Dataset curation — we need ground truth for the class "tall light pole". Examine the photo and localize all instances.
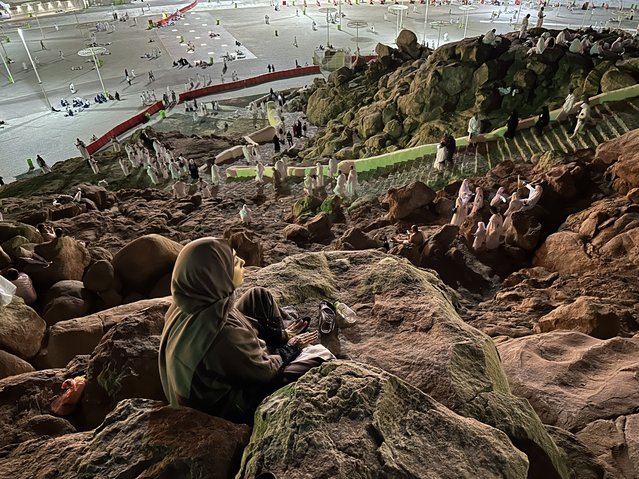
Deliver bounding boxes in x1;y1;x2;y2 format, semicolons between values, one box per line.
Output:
0;50;13;83
422;0;430;45
17;28;51;110
78;46;107;94
32;11;46;39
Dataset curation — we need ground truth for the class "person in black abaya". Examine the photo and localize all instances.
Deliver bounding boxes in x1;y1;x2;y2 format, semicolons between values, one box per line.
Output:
504;110;519;140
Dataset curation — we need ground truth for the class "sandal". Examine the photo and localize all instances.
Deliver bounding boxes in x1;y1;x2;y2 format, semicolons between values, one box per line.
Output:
319;300;336;335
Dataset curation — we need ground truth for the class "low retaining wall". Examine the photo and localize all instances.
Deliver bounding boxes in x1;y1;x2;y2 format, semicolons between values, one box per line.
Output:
226;83;639;180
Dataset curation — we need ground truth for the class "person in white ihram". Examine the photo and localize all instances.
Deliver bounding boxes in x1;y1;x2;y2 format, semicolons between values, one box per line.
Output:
239;204;251;224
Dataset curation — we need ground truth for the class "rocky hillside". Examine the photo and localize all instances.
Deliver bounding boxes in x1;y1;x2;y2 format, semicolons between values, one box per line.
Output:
1;32;639;477
300;28;639;161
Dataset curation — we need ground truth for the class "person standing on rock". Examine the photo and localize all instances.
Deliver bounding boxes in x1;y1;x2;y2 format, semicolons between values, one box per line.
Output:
503;192;524;231
504;110;519;140
347;165;358;198
434;138;448;171
197;178;212;198
334;170;347;199
119;157;130;177
519;14;530;39
158;238;331;424
470;187;484;215
75;138;90;164
89;157;100;175
472;222;487;251
255;160;265;184
239;204;252;224
273;134;281;153
536;6;545;28
534;106;550;136
111;136;122;154
468;113;481;143
328;157;338;178
210;164;221;186
188;159;199;182
172;179;187;199
146;164;159;185
485;209;504;249
559;87;576;121
450;196;468;227
275;158;286;179
444;134;456;164
316;162;325;189
571;99;591;138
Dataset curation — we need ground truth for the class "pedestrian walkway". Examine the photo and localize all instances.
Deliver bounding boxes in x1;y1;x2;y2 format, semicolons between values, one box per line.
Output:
351;98;639;198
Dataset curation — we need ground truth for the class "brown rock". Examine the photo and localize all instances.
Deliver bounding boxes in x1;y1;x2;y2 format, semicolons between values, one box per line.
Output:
0;296;46;360
0;398;250;479
38;298;170;369
42;280;96;326
80;315;165;428
305;212;333;242
504;211;542;251
498;331;639;432
383;181;436;221
534;296;621;339
628;187;639;204
226;229;263;267
533;231;594;274
336;227;381;250
83;260;117;293
27;236;91;290
112;234;183;294
576;414;639;479
283;224;310;245
0;349;35;379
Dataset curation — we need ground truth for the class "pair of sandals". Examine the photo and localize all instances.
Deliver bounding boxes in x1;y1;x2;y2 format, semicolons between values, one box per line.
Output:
282;301;337;336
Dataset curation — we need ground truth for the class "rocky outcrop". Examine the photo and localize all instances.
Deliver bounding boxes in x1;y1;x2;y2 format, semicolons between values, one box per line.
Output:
112;234;183;295
238;361;529;479
246;250;569;478
383;181;436;222
37;298;170;369
534;296;622;339
0;350;34;380
0;398;251;479
81;314;166;428
0;297;46;360
498;331;639;432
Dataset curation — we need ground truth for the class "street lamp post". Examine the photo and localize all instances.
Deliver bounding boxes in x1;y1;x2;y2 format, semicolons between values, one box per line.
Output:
318;7;337;47
0;50;13;83
32;11;46;39
459;4;478;38
78;46;107;94
422;0;430;45
347;20;368;52
17;28;51;110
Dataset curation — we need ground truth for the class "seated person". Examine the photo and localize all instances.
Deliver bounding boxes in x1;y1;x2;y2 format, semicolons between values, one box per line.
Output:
408;225;424;246
159;238;333;424
36;223;56;241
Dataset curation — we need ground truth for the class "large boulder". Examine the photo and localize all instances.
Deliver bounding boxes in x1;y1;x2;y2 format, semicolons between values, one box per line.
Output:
383;181;436;222
395;28;422;59
594;128;639;169
225;229;263;267
0;222;42;244
504;211;542;251
534;296;621;339
498;331;639;432
576;413;639;479
0;355;88;449
238;361;529;479
533;231;595;274
38;298;170;369
336;227;381;250
246;251;569;478
609;132;639;194
0;296;46;360
27;236;91;290
80;315;166;428
42;280;96;326
82;260;119;293
305;212;333;242
0;398;251;479
112;234;183;295
0;349;34;380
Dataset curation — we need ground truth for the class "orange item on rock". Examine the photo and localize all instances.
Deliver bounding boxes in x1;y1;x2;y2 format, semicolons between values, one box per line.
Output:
51;376;87;416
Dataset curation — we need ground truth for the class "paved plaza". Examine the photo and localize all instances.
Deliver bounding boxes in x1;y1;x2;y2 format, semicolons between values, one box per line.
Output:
0;0;635;180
